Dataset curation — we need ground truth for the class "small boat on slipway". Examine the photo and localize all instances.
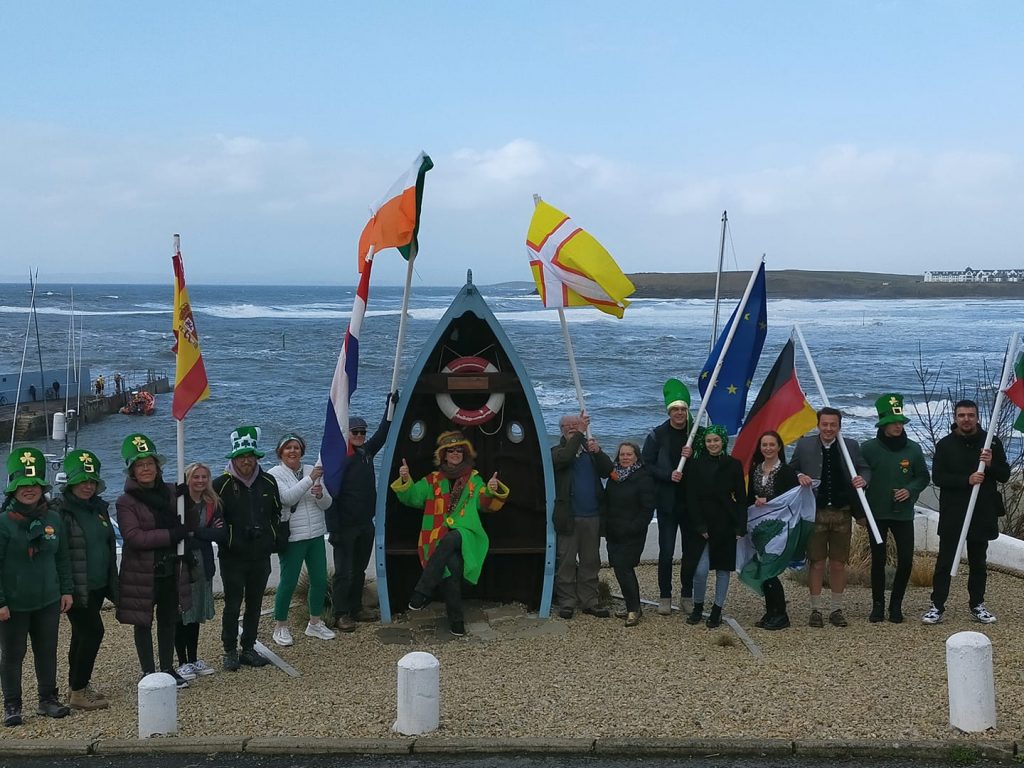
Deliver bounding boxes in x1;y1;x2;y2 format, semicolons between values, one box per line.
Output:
375;272;555;622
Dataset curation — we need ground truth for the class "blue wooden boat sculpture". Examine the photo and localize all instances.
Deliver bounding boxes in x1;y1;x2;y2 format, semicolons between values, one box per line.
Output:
374;272;554;623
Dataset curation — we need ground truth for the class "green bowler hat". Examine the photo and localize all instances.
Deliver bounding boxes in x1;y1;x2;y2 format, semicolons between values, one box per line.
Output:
64;449;105;493
227;426;265;459
121;433;161;467
6;447;50;494
663;378;691;411
875;393;911;428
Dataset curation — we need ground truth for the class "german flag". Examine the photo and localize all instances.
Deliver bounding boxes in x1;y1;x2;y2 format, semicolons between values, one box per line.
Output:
731;339;817;472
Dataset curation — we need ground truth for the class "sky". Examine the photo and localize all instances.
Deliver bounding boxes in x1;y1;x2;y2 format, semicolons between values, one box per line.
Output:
1;2;1022;286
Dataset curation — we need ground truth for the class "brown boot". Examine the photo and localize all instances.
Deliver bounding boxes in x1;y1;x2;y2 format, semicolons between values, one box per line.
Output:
336;614;357;633
69;688;108;711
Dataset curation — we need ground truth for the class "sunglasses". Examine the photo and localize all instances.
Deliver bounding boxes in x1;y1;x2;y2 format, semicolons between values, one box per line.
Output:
350;429;367;436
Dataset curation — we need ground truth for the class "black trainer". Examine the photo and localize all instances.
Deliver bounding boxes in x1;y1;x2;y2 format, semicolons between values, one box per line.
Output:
705;605;723;629
685;602;704;625
162;668;189;688
239;648;269;667
408;591;429;611
4;702;23;727
223;650;241;672
37;698;70;718
449;621;466;637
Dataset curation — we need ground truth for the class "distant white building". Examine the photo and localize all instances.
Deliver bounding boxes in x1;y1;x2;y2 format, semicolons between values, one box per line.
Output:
923;267;1022;283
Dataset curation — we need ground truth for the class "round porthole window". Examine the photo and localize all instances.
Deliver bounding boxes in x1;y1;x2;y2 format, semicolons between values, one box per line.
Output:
507;421;525;443
410;420;426;442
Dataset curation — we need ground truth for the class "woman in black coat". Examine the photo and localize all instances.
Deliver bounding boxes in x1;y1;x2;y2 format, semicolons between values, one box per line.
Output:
685;425;746;628
746;431;800;630
604;442;655;627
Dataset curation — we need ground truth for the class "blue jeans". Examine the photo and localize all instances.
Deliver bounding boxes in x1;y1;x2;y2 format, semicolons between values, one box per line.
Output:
692;541;731;608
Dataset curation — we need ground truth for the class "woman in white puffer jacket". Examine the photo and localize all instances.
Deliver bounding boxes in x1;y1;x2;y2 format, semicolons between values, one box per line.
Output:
267;434;336;645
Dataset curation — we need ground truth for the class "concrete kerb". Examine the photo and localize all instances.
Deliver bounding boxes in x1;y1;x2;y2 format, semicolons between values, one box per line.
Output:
594;737;792;756
5;736;1020;759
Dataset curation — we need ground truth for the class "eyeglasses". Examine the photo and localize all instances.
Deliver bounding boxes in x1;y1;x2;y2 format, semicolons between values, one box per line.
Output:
350;429;367;436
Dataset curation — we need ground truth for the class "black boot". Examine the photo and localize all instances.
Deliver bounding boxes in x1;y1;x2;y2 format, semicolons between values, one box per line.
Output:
705;604;723;628
869;601;885;623
888;600;904;624
685;602;704;625
764;612;790;630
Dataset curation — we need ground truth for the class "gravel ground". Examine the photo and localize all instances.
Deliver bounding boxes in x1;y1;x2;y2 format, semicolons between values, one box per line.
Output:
2;555;1022;743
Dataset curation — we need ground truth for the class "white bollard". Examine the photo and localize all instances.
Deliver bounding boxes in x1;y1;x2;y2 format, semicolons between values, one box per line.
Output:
946;631;996;732
393;651;440;735
138;672;178;738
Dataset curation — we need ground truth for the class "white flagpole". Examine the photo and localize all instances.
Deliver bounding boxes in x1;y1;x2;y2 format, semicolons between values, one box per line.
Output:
676;256;764;473
793;324;882;545
534;194;592;436
173;234;186;557
950;331;1020;577
385;245;408;423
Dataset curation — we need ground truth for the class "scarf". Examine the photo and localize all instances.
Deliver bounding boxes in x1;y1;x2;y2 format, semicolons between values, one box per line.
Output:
127;480;177;529
4;498;48;558
610;463;642;483
225;461;260;488
876;428;908;451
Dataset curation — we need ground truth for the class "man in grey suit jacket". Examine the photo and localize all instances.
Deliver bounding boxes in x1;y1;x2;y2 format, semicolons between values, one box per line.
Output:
790;407;870;628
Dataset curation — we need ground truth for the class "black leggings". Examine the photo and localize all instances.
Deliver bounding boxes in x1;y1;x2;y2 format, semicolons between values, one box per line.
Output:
0;602;60;705
869;519;915;606
175;621;200;665
67;589;107;690
133;573;178;674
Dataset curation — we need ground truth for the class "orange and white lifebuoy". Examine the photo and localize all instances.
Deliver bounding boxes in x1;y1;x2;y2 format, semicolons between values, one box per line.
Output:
435;356;505;426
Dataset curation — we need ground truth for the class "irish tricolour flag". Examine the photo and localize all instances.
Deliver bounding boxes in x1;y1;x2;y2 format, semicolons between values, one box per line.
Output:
357;151;433;273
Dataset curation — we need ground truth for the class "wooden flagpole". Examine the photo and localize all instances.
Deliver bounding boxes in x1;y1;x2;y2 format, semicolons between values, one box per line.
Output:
950;331;1020;577
793;324;882;545
676;256;764;474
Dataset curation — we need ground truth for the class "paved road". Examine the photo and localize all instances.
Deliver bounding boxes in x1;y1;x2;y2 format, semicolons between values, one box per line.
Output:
3;755;965;768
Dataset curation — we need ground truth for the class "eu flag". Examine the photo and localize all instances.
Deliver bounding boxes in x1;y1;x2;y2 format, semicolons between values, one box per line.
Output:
697;262;768;434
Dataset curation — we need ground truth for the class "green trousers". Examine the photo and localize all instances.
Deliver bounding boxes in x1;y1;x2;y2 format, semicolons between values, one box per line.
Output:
274;537;328;622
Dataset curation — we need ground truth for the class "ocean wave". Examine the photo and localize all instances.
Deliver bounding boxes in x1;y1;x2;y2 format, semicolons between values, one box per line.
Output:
0;306;168;317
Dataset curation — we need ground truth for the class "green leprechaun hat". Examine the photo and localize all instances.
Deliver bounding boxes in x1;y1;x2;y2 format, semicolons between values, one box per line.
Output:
663;378;691;411
6;446;50;494
121;433;162;469
227;426;265;459
875;393;910;428
64;449;105;493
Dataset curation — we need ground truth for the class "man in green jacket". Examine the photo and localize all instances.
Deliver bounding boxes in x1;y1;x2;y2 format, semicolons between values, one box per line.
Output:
860;393;930;624
0;447;73;726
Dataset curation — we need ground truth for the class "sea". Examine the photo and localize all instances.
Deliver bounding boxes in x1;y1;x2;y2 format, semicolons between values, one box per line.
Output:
2;280;1022;481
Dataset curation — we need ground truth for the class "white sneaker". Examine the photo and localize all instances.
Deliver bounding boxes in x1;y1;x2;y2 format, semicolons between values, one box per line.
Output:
176;663;198;681
305;620;336;640
272;625;294;647
192;659;216;676
970;603;997;624
921;603;944;624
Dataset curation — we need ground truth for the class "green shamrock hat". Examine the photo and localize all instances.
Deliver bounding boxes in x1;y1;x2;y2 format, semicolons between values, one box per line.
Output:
663;378;691;411
875;393;911;428
5;447;50;494
227;426;265;459
63;449;105;493
121;433;162;468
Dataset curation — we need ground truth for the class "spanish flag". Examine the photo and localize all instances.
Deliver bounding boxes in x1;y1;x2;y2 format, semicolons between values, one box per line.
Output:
731;339;817;472
358;152;433;273
171;239;210;421
526;200;635;318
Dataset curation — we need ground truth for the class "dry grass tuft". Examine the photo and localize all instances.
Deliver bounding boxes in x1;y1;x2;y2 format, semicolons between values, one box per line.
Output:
714;633;737;647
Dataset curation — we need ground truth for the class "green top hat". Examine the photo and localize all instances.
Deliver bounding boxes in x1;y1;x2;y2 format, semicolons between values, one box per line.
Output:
228;426;265;459
875;393;910;428
5;447;50;494
663;378;691;411
63;449;105;493
121;433;162;468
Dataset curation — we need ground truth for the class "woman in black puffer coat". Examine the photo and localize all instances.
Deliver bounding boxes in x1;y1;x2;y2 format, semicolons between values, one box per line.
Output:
604;441;655;627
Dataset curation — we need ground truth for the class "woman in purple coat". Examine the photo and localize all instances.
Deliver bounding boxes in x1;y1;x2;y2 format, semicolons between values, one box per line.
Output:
115;434;191;686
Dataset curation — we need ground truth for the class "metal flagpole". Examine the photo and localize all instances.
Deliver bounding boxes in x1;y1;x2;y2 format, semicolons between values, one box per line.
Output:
676;255;763;474
950;331;1020;577
10;273;38;452
385;244;407;423
173;234;186;557
710;210;727;353
793;324;882;545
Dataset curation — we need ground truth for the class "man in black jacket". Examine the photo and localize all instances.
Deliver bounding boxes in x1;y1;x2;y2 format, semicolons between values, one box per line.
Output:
212;426;282;671
327;399;392;632
923;400;1011;625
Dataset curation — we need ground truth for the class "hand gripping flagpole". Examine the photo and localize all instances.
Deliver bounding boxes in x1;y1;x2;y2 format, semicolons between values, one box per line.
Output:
950;331;1020;577
534;194;592;437
676;256;764;474
793;324;882;545
173;234;186;557
386;244;408;423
